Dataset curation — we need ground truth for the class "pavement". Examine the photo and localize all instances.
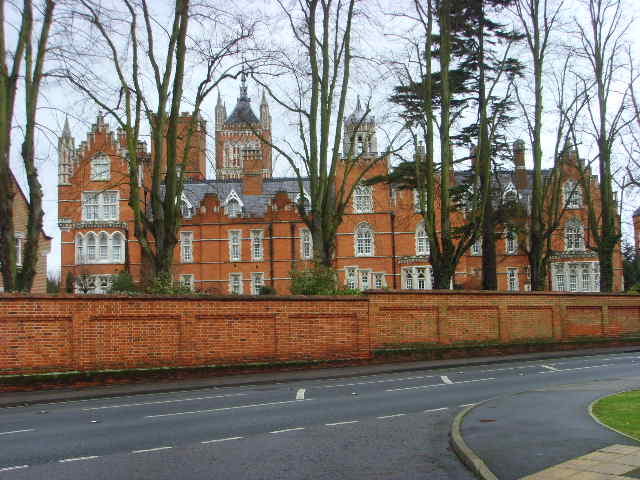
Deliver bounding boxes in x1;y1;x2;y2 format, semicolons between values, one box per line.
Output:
452;374;640;479
2;345;640;408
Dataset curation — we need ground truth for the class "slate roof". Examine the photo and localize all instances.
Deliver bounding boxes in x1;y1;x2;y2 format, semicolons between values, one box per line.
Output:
634;206;640;217
182;177;311;217
226;97;259;125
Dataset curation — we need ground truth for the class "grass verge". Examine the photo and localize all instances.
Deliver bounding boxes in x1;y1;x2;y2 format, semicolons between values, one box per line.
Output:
592;390;640;441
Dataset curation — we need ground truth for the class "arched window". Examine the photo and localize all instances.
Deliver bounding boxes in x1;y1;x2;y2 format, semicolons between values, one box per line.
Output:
416;224;429;256
91;154;110;181
112;233;123;263
565;218;584;251
563;180;582;209
76;234;84;264
98;232;109;259
355;223;374;257
86;233;96;261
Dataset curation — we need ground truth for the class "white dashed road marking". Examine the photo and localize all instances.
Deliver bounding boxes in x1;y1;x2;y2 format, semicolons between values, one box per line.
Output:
0;465;29;472
377;413;406;419
541;365;559;371
296;389;306;400
325;420;359;426
201;436;244;444
145;399;311;418
440;375;454;384
83;393;247;410
0;429;34;436
269;427;305;434
424;407;449;413
131;447;173;454
386;377;496;392
58;456;100;463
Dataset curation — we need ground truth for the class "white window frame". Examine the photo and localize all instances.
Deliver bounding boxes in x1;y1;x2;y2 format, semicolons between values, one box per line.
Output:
471;238;482;256
414;189;427;213
563;180;582;209
75;231;124;265
551;261;600;292
180;231;194;263
565;219;585;252
374;272;385;289
251;272;264;295
355;223;374;257
353;184;373;213
229;273;243;295
346;267;357;289
416;224;429;256
181;274;195;291
82;191;119;221
224;190;244;218
229;230;242;261
507;267;519;291
301;228;312;259
250;230;264;261
111;232;123;263
402;266;433;290
91;153;110;181
15;233;24;267
86;233;96;261
76;234;84;264
505;230;517;255
98;232;109;260
359;269;371;290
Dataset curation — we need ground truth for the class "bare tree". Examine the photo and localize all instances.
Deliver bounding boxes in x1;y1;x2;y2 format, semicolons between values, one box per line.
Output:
57;0;252;281
575;0;631;291
0;0;55;291
512;0;565;290
251;0;401;267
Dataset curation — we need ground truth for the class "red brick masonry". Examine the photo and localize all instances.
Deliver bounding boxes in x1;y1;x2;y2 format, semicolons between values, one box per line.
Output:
1;291;638;375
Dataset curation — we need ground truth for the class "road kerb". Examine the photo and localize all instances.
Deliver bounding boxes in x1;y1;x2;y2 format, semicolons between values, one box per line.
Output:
450;401;499;480
588;389;640;444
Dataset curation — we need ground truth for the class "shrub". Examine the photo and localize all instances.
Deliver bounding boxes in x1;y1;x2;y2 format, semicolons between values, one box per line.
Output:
145;272;193;295
289;265;361;296
65;271;75;294
259;285;277;295
109;271;139;294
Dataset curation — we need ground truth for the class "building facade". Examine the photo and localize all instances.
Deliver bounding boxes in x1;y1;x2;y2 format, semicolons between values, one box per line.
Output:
0;173;51;293
57;78;624;294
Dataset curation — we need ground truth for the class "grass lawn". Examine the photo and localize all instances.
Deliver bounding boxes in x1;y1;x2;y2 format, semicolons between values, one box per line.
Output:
592;390;640;441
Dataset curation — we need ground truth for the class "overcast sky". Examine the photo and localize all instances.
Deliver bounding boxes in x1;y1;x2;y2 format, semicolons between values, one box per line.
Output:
5;0;639;277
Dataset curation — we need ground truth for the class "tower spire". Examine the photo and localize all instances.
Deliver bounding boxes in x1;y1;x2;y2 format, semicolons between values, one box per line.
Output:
239;67;248;99
62;115;71;137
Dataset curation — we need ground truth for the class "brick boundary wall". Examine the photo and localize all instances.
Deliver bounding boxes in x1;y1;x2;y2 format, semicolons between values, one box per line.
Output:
0;291;638;375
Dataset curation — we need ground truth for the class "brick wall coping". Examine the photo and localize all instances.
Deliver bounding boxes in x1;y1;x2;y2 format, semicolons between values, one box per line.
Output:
0;290;637;300
0;293;367;302
364;289;639;298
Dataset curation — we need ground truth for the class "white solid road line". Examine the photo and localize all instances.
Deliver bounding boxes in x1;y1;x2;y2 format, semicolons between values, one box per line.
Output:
0;465;29;472
296;388;306;400
459;403;478;408
201;436;244;444
541;365;559;371
131;446;173;454
58;456;100;463
83;393;247;410
440;375;454;384
325;420;360;426
269;427;305;434
386;377;496;392
377;413;406;419
145;399;311;418
540;363;614;373
0;428;35;436
424;407;449;413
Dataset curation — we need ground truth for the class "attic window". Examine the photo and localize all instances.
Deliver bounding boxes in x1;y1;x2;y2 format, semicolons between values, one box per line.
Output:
181;200;194;218
91;154;110;181
227;199;241;217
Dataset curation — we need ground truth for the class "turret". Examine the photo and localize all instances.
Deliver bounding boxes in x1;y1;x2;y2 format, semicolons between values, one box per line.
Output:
513;139;528;190
260;90;271;130
215;91;227;131
58;116;75;185
343;95;377;157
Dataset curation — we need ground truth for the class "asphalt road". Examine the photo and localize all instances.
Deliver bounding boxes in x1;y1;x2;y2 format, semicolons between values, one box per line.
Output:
1;351;639;479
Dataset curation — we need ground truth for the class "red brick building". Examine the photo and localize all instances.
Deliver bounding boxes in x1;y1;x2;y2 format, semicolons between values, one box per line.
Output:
57;78;623;294
0;173;51;293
